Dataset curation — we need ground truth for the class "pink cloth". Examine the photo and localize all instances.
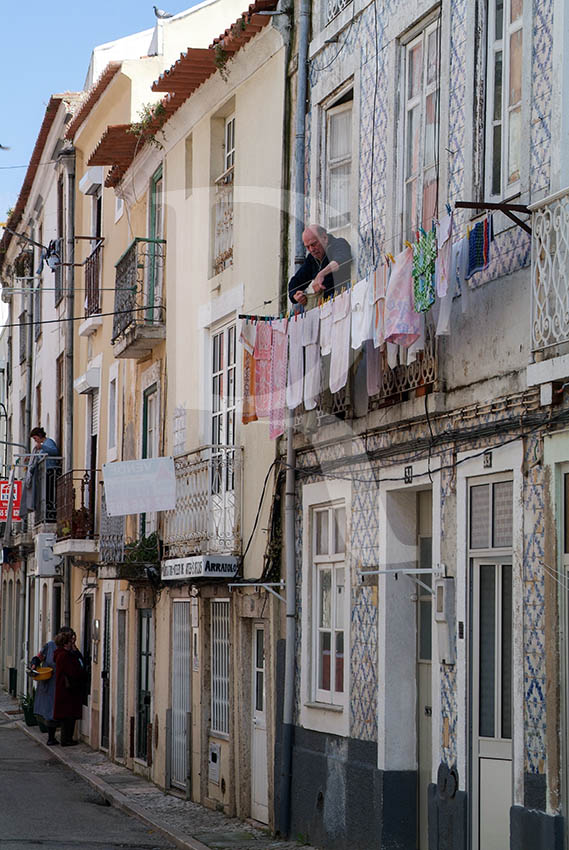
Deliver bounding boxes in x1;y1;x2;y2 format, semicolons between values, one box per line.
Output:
254;321;272;419
269;319;288;440
384;247;421;348
240;321;257;425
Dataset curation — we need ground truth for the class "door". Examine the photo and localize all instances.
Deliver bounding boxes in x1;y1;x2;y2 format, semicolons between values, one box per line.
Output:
141;384;158;536
171;601;191;789
100;594;111;750
148;166;163;320
116;609;127;760
472;559;512;849
81;596;93;735
417;489;432;850
211;324;237;543
137;608;153;760
251;623;268;823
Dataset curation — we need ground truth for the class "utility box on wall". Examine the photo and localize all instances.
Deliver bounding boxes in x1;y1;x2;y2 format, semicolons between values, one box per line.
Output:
434;576;456;665
35;533;62;577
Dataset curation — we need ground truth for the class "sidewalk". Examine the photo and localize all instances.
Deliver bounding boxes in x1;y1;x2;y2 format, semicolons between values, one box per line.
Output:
0;690;317;850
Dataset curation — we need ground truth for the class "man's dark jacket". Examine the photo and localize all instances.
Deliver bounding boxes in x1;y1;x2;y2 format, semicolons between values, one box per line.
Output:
288;234;352;304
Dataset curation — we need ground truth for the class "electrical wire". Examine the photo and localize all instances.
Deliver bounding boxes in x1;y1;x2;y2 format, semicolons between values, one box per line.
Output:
1;304;165;330
241;458;280;563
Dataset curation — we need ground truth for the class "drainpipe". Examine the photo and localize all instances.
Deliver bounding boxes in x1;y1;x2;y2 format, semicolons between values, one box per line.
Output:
61;150;75;626
279;0;310;836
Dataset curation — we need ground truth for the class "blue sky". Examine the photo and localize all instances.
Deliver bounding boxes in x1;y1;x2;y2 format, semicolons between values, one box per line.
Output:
0;2;193;219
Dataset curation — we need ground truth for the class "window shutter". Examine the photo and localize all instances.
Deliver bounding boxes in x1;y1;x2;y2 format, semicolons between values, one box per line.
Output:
90;389;99;437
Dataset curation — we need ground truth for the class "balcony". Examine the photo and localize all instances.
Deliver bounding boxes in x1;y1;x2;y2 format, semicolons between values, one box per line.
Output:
213;166;234;276
111;238;166;359
325;0;352;24
163;444;243;558
53;469;98;558
529;188;569;386
85;240;103;317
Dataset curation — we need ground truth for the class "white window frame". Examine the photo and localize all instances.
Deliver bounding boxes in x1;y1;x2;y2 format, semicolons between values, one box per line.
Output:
300;480;351;737
107;361;119;462
485;0;524;200
211;321;237;450
325;97;353;237
398;15;441;243
210;598;230;736
224;115;235;172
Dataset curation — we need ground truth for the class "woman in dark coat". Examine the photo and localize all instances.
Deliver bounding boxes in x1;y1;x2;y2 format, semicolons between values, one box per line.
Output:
53;631;84;746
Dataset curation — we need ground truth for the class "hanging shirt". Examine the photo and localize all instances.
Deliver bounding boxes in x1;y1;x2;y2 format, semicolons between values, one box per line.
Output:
240;321;258;424
465;214;493;279
412;229;437;313
329;290;351;394
286;315;304;411
269;319;288;440
254;321;272;419
303;308;320;411
436;213;454;297
384;247;421;347
320;299;333;355
351;277;373;349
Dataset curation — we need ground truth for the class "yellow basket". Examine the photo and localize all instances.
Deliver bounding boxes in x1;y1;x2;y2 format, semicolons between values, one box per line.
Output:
33;666;53;681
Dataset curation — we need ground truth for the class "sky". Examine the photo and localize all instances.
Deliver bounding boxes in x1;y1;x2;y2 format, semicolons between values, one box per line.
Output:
0;1;197;220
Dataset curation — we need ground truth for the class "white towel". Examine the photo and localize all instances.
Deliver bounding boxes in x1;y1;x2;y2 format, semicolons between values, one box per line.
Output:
329;291;352;394
320;299;333;355
351;277;373;349
286;315;304;410
303;308;320;410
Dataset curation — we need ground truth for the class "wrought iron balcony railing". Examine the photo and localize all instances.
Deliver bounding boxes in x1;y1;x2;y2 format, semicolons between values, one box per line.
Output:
163;444;243;558
56;469;96;540
325;0;352;24
213;166;234;276
84;240;103;317
112;238;166;343
531;188;569;358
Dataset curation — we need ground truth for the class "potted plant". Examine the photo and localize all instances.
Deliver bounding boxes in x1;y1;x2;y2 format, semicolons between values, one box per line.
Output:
19;692;38;727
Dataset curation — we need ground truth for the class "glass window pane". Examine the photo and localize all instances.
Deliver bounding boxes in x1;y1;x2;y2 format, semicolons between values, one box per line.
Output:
493;481;513;547
495;0;504;40
424;92;437;165
492;124;502;195
335;631;344;693
316;511;329;555
509;29;522;106
329;109;352;160
406;105;421;178
335;567;345;629
470;485;490;549
408;42;423;99
564;473;569;554
256;628;264;668
422;168;438;230
479;564;496;738
510;0;522;23
329;163;351;230
255;671;264;711
319;631;331;690
334;507;346;553
319;569;332;628
426;28;438;86
501;564;512;739
419;599;432;661
508;106;521;184
405;178;419;239
493;51;503;122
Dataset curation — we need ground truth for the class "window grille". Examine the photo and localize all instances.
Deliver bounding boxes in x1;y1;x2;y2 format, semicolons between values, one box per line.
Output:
211;599;230;734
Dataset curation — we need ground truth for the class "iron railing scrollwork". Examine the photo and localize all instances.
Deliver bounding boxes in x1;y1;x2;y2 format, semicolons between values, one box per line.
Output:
112;238;166;342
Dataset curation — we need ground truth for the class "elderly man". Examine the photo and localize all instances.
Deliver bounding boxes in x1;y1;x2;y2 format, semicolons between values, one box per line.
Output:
288;224;352;307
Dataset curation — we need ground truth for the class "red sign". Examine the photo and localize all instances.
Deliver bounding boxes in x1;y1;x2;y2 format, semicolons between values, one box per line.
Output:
0;480;22;522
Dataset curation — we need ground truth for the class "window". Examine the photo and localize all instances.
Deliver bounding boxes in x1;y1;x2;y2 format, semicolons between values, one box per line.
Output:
213;117;235;275
34;223;43;341
312;503;347;704
35;382;41;428
224;116;235;172
486;0;523;198
185;134;193;198
400;18;441;242
148;166;164;318
141;383;158;536
18;310;27;364
211;599;230;735
55;176;64;306
107;368;117;456
211;324;237;449
325;93;353;237
56;354;64;459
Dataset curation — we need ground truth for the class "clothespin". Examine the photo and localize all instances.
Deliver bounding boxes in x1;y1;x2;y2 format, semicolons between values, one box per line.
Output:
404;241;413;250
445;202;452;216
388;252;396;264
420;226;427;237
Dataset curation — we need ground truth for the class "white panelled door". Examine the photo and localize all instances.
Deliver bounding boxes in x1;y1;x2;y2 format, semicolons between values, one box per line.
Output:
251;623;268;823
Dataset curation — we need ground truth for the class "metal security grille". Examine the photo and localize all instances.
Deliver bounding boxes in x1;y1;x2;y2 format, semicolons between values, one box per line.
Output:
171;601;191;788
211;600;230;735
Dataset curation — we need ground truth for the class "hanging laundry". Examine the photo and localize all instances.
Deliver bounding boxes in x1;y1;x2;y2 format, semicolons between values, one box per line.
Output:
269;318;288;440
320;298;333;355
453;236;471;314
436;213;453;297
365;338;382;397
384;246;421;347
254;321;272;419
372;264;388;349
303;307;320;410
466;214;493;279
412;228;437;312
286;314;304;411
407;314;425;365
386;342;398;369
329;290;351;394
351;277;373;349
240;321;258;424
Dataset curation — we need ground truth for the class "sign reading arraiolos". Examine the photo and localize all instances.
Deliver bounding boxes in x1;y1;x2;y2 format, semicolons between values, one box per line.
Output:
161;555;239;581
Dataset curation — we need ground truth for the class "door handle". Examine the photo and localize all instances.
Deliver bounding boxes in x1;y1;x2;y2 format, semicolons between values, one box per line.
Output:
424;706;432;717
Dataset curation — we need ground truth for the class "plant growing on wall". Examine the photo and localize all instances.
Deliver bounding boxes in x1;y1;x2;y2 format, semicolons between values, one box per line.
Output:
128;101;167;150
214;44;230;81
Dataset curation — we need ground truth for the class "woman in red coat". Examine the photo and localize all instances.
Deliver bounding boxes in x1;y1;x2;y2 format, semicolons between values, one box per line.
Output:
53;631;84;746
